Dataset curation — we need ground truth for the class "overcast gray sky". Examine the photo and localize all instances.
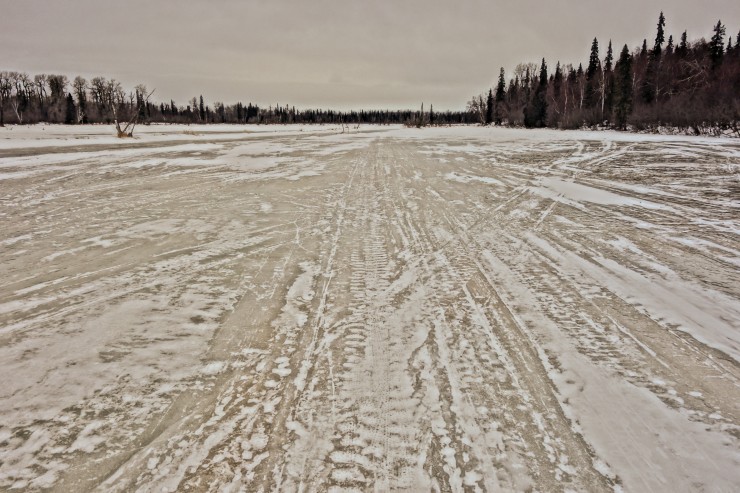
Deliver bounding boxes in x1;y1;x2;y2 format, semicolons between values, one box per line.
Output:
2;1;738;110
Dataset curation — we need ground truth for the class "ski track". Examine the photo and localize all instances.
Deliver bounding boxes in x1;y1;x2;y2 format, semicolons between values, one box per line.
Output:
0;125;738;492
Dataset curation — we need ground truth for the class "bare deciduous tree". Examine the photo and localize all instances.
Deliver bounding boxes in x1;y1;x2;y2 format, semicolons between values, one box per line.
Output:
0;72;11;126
73;76;87;123
11;72;32;124
112;85;154;138
466;94;486;124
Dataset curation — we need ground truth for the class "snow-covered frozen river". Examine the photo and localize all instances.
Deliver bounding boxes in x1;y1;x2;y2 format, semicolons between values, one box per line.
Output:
1;124;738;491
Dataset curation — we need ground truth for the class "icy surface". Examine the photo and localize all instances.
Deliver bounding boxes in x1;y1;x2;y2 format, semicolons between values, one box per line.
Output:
0;124;738;491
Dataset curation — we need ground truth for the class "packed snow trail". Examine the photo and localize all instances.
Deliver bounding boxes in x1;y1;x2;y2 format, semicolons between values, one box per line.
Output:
0;125;738;492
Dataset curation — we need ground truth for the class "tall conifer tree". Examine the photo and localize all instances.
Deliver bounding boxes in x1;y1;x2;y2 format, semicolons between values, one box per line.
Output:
614;45;633;129
604;41;615;120
709;20;726;69
485;89;494;125
653;12;666;57
677;31;688;58
525;59;548;127
605;41;614;73
642;12;666;104
64;93;76;124
494;68;506;125
587;38;601;80
585;38;601;109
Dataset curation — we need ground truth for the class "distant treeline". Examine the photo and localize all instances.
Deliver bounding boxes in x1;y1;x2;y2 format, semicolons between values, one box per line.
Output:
0;73;475;127
470;13;739;135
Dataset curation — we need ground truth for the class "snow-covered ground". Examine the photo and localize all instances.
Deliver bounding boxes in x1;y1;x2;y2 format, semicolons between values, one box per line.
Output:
0;124;738;491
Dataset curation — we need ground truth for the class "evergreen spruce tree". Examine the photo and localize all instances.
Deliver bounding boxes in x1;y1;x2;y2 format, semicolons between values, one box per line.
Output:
653;11;666;57
585;38;601;108
613;45;633;129
553;62;563;94
709;20;726;69
64;93;76;124
677;31;688;58
199;95;205;121
137;90;146;121
536;58;548;126
495;67;506;125
604;41;615;120
552;62;563;126
495;68;506;101
485;89;494;125
604;41;614;72
587;38;601;80
508;76;520;113
641;12;666;104
524;59;548;128
539;58;548;86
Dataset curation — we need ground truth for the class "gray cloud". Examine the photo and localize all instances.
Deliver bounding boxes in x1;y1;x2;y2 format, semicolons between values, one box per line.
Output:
1;0;738;110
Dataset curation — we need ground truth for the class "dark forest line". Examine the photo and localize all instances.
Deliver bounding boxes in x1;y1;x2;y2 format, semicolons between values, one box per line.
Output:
0;12;738;135
470;13;739;136
0;73;475;128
